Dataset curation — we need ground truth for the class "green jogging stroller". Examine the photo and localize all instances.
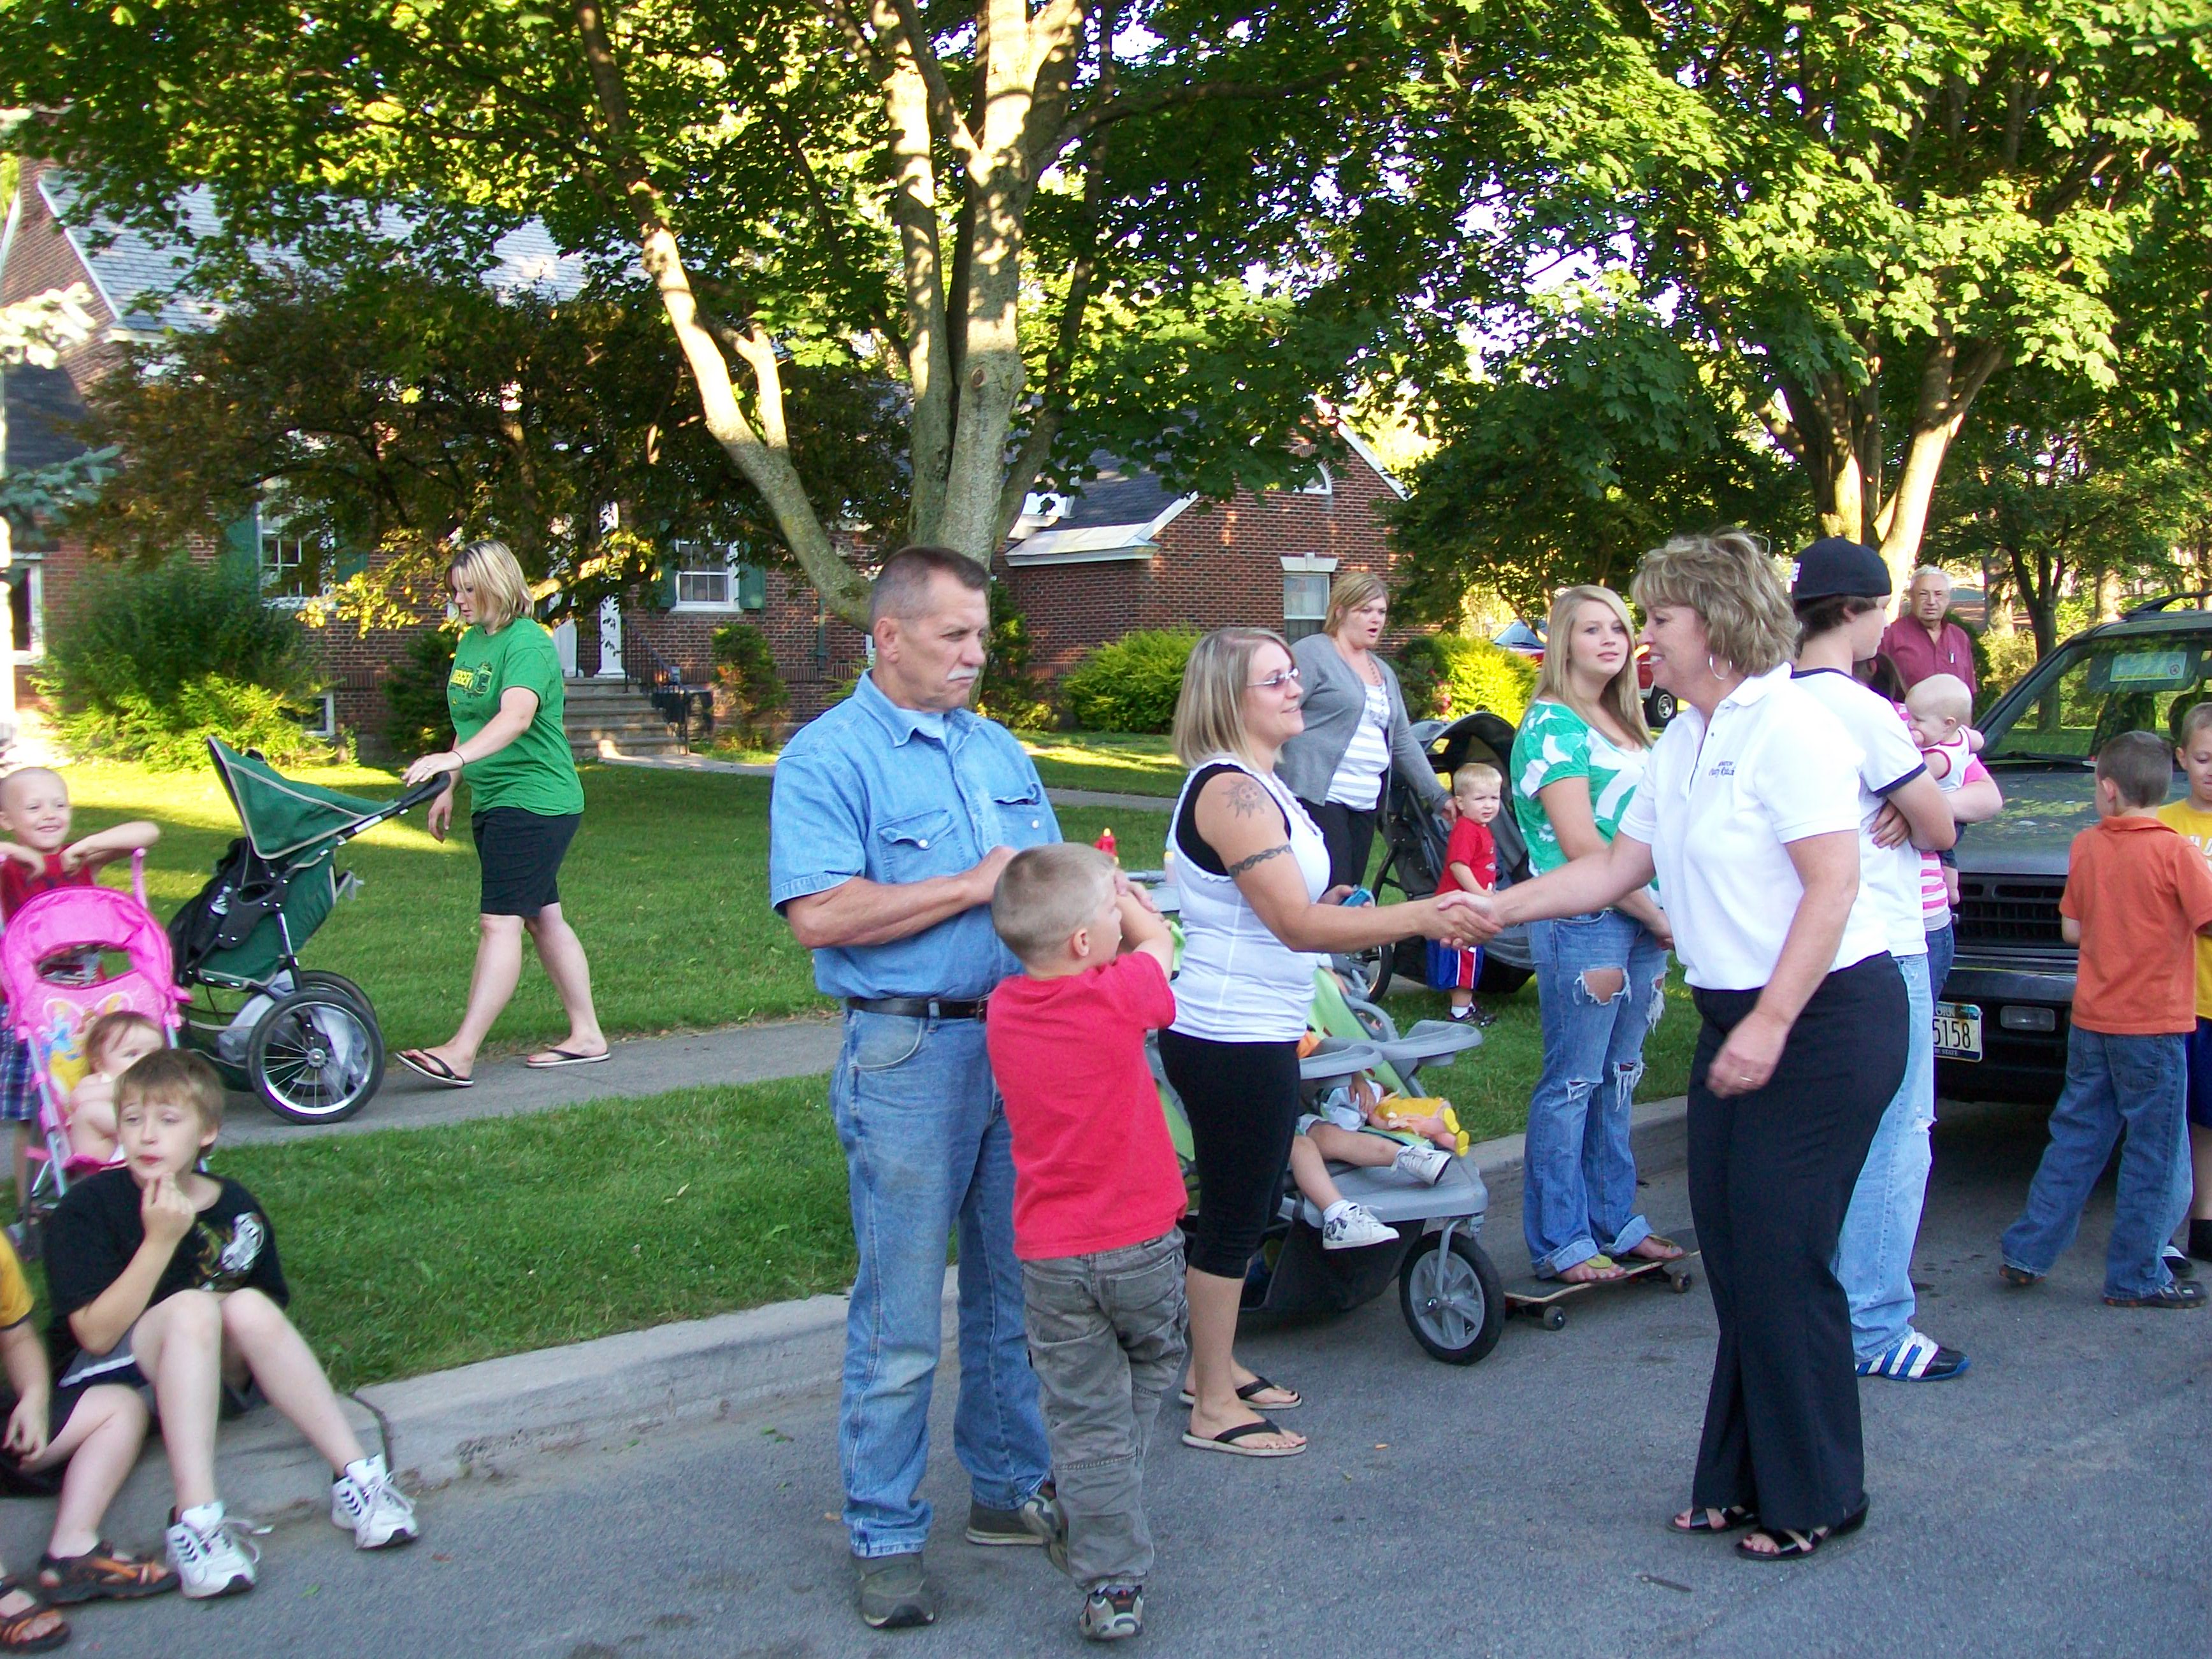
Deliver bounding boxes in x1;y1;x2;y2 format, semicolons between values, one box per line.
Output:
168;738;445;1123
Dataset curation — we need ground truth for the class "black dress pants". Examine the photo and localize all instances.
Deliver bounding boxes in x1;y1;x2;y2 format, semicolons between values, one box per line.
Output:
1686;953;1906;1533
1298;797;1377;893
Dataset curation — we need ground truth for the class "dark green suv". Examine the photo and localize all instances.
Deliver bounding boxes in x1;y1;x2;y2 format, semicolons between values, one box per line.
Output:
1940;596;2212;1102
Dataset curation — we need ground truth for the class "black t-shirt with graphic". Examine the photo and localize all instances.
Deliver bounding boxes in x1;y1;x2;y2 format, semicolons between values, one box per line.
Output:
44;1168;289;1378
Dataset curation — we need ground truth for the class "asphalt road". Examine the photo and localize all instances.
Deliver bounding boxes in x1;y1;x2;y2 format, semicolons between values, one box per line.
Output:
27;1095;2209;1658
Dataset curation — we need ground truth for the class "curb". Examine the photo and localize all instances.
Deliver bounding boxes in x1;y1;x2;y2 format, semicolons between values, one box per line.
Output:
99;1096;1690;1538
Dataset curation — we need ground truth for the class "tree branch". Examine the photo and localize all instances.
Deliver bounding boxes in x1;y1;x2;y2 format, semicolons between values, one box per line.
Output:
1054;66;1352;155
888;0;981;168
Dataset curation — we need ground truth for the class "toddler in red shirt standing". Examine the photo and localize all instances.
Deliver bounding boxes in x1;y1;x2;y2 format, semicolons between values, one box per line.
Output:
1428;762;1502;1024
986;844;1186;1643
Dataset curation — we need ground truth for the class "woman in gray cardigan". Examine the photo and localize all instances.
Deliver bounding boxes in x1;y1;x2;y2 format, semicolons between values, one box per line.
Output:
1276;571;1454;889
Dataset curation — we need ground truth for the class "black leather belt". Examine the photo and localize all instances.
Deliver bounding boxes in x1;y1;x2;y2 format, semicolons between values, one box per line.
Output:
845;996;988;1021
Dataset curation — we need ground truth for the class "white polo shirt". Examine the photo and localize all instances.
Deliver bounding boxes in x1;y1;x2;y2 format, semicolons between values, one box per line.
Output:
1617;665;1888;991
1791;667;1930;959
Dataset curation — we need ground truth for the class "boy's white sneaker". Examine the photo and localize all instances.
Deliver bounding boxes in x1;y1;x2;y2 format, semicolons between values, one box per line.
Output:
166;1502;259;1599
1320;1201;1396;1249
1393;1142;1452;1185
332;1454;420;1549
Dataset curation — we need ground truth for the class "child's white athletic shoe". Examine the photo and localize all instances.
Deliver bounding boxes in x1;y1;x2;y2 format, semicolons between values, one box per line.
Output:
1320;1200;1395;1249
1393;1142;1452;1186
332;1454;420;1549
166;1502;259;1599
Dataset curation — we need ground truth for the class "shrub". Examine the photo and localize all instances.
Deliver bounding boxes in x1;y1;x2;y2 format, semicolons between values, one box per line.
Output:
710;622;789;741
1967;621;2038;716
1060;628;1201;734
1395;633;1539;724
382;628;459;759
39;554;331;769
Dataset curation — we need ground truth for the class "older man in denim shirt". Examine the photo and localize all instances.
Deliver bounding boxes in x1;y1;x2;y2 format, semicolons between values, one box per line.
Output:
770;547;1059;1630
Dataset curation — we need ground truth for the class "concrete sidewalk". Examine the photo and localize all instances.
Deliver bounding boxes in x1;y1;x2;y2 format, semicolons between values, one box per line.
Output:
108;1095;1690;1536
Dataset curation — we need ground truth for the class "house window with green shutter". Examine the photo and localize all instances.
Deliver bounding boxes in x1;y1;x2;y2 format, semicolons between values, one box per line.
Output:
255;503;335;605
670;542;766;612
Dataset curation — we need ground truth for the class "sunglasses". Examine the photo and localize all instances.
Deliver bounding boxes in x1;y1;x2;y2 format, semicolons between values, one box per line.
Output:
1250;667;1302;691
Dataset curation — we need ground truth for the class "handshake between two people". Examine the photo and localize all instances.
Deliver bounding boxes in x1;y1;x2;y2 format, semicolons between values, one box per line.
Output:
1418;888;1500;947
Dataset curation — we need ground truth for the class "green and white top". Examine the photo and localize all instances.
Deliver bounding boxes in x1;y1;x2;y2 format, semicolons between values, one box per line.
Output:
1510;698;1650;875
447;619;585;817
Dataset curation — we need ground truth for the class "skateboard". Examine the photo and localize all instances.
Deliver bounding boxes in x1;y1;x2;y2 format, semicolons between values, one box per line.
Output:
1501;1228;1699;1331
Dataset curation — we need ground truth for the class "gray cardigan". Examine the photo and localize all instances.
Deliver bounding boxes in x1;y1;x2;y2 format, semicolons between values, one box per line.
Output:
1275;631;1448;813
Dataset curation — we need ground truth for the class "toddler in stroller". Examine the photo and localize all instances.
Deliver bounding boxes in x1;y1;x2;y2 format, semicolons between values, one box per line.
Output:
1290;1085;1454;1249
61;1011;164;1167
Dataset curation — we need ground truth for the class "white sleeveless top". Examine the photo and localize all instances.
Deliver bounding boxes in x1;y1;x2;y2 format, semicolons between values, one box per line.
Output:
1168;757;1333;1042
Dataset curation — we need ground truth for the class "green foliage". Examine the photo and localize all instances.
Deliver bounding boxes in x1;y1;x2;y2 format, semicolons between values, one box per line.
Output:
39;554;328;769
1395;635;1538;726
381;629;459;759
1972;628;2041;715
1393;286;1806;623
974;582;1054;731
710;623;789;742
1061;629;1202;735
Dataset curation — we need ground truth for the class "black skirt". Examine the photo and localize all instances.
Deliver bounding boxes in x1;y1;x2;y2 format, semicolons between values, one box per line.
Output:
471;807;581;917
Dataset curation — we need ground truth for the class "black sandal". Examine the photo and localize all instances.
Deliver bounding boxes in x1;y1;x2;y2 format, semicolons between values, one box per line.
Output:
0;1578;68;1653
1735;1504;1867;1562
1175;1374;1300;1410
1670;1504;1756;1535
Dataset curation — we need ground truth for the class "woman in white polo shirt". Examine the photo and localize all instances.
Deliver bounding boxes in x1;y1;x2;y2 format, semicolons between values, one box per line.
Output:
1485;531;1907;1563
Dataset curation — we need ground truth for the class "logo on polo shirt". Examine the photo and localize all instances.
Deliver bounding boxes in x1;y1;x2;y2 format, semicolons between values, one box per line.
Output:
1709;761;1735;777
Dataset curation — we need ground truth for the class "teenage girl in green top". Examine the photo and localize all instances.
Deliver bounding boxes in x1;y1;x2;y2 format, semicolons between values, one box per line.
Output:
398;540;608;1086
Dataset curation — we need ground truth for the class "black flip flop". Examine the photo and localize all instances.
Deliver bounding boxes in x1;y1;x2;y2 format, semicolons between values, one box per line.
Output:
1176;1375;1300;1410
524;1047;611;1070
1180;1416;1306;1458
398;1050;475;1089
1670;1504;1756;1535
1735;1504;1867;1562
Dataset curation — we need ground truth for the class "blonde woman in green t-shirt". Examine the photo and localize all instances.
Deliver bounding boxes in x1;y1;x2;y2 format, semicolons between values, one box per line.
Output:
1507;585;1679;1283
398;540;606;1087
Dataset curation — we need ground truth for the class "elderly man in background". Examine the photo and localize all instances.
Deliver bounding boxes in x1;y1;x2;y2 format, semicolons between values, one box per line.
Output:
770;545;1059;1632
1881;566;1979;696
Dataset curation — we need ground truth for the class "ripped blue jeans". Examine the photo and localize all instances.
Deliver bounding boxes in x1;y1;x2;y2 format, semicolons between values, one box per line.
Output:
1524;908;1669;1277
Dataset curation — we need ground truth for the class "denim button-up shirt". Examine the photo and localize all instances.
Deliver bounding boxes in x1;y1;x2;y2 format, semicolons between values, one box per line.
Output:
768;672;1060;1000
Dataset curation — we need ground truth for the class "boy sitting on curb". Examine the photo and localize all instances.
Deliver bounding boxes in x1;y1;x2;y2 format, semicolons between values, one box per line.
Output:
986;844;1185;1642
2000;732;2212;1308
43;1051;419;1600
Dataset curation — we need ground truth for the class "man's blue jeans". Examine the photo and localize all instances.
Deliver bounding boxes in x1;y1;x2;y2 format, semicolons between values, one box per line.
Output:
1524;909;1667;1277
1834;950;1934;1359
828;1010;1051;1558
2002;1026;2192;1300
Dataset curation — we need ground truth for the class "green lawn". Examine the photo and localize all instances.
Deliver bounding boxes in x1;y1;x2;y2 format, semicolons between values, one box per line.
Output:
1016;731;1182;796
61;759;1165;1054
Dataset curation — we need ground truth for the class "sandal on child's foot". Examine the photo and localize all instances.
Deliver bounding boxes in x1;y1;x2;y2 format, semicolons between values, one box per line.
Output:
1669;1505;1756;1535
37;1542;176;1602
1734;1504;1867;1562
0;1579;67;1653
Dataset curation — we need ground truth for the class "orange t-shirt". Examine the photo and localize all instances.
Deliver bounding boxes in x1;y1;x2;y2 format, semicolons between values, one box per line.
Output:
2060;815;2212;1035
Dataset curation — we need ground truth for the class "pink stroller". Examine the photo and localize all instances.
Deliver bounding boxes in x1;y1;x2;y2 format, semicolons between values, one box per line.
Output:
2;854;185;1240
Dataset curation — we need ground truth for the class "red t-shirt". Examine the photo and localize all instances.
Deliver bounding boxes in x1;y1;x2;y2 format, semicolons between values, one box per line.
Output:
1435;818;1496;896
2061;816;2212;1035
0;853;92;923
986;951;1185;1261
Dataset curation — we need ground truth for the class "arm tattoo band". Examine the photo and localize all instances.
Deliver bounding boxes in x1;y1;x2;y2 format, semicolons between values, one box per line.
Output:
1225;844;1292;877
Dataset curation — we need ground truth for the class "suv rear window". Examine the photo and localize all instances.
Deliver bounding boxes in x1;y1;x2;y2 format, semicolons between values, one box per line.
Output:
1986;636;2212;761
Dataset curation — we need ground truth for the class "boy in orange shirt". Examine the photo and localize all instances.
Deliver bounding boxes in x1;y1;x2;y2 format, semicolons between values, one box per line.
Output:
2001;731;2212;1307
2155;700;2212;1265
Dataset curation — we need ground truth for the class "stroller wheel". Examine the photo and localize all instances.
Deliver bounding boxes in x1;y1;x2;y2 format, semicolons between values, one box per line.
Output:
1336;944;1391;1002
1399;1231;1505;1364
248;986;385;1124
294;970;375;1014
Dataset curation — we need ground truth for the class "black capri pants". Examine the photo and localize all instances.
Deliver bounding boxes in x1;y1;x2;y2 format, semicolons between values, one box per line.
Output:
471;807;581;919
1297;798;1378;893
1158;1030;1304;1279
1686;952;1906;1535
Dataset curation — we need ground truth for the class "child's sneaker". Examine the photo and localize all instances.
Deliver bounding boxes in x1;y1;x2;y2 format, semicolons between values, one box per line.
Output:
1079;1584;1144;1641
1320;1200;1395;1249
165;1502;259;1598
1393;1142;1452;1185
331;1454;419;1549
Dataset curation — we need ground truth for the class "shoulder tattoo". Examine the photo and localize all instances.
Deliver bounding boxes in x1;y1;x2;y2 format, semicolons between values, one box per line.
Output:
1219;775;1273;818
1226;844;1291;877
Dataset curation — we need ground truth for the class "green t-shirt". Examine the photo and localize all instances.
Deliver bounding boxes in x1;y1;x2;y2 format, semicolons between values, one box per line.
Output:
447;621;585;817
1510;698;1651;875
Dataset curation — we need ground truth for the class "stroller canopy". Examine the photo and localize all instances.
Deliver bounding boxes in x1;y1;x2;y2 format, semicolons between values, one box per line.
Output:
209;738;401;861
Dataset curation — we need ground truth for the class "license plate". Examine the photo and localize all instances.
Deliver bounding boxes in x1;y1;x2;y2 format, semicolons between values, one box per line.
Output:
1934;1002;1982;1061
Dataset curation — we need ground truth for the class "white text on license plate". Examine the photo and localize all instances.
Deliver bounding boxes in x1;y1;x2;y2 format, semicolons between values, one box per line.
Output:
1934;1002;1982;1061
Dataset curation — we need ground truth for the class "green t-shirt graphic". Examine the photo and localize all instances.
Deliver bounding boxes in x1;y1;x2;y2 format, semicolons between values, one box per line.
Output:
447;621;585;816
1510;698;1650;875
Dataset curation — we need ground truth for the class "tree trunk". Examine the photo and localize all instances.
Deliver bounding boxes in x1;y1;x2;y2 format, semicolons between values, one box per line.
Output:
1876;337;2005;593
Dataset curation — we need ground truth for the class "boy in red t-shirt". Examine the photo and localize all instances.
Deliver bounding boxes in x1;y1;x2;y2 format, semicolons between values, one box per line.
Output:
0;768;159;1220
1428;762;1502;1025
2000;733;2212;1307
985;844;1184;1642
